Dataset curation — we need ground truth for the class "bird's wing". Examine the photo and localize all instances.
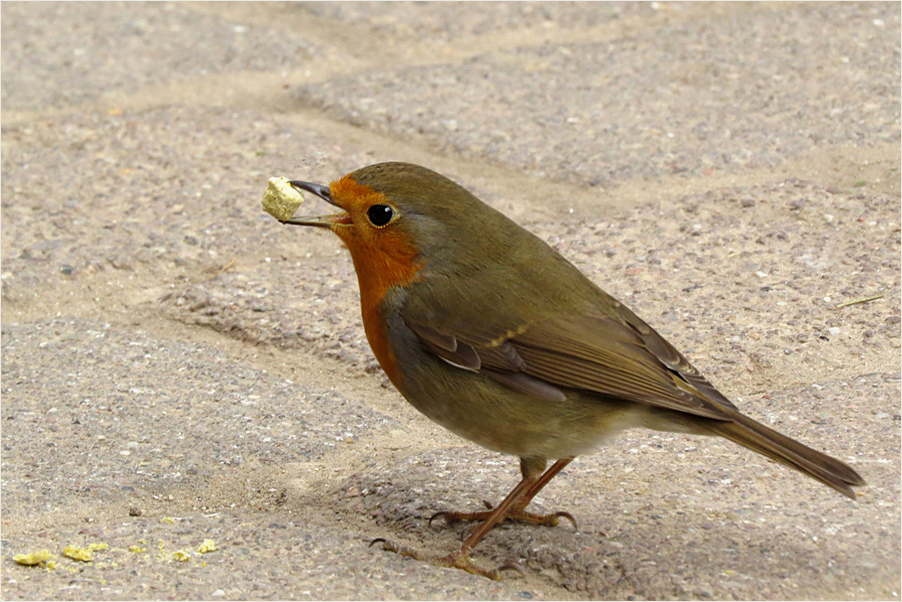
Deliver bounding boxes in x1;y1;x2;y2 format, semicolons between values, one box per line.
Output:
404;300;737;421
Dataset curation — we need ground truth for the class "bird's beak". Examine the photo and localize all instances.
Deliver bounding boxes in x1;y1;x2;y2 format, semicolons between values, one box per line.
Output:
280;180;349;229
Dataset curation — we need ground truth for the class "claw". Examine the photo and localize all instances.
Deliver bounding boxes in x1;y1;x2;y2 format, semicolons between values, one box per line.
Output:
428;511;450;527
496;562;526;579
552;511;578;531
369;537;424;560
476;565;506;581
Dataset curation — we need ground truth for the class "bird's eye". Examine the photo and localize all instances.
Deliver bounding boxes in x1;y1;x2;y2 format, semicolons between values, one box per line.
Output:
366;204;395;227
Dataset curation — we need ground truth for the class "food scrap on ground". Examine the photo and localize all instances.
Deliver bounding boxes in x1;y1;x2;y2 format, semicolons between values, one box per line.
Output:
197;539;217;554
13;549;53;566
62;545;93;562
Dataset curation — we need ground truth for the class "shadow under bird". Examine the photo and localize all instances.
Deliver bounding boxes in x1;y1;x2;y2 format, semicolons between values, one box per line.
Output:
276;162;864;579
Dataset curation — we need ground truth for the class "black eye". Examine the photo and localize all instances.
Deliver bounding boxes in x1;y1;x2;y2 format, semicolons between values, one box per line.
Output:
366;204;395;227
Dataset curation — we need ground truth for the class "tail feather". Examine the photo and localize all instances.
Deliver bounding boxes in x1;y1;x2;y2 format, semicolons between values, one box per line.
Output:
707;411;865;499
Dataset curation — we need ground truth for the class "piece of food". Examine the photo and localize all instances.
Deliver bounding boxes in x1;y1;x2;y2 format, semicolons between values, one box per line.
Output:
13;549;53;566
262;177;304;221
62;545;93;562
197;539;217;554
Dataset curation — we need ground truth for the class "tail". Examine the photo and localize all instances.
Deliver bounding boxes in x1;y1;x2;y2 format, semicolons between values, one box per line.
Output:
705;411;866;499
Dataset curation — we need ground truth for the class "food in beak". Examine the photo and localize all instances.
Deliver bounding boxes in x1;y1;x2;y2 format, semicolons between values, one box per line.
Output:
262;176;305;221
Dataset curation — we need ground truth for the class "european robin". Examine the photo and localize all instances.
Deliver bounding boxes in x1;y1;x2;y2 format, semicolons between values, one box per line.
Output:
278;162;864;579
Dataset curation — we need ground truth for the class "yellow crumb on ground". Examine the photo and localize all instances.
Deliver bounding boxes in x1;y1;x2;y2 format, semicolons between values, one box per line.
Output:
62;545;93;562
13;549;53;566
197;539;217;554
172;550;191;562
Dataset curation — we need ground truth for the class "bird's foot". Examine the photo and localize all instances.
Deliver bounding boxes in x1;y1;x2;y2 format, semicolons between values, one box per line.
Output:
369;538;523;581
429;500;577;531
369;537;426;560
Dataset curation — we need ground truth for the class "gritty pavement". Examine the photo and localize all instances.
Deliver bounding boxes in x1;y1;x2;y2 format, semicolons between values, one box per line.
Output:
1;2;900;600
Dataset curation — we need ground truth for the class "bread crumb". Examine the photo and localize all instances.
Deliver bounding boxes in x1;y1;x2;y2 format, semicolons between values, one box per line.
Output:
13;549;53;566
262;177;305;221
62;545;93;562
197;539;217;554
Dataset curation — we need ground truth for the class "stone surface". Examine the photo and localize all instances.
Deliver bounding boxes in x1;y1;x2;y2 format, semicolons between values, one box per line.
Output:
2;2;899;600
1;2;314;111
295;3;900;188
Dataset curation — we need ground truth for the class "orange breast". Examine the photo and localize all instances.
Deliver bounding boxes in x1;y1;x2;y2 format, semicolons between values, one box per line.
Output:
351;238;421;386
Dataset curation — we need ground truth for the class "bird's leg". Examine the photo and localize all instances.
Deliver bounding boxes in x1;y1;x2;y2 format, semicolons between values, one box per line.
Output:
435;458;545;579
372;457;575;580
430;457;576;531
371;463;538;579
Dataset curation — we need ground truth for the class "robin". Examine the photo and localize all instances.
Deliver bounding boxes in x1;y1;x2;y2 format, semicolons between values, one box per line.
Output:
278;162;864;579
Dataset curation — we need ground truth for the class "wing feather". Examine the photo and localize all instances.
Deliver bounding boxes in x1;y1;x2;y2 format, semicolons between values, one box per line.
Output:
404;302;735;421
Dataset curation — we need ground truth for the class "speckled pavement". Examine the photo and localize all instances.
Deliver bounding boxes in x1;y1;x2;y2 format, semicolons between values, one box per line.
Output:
2;3;899;600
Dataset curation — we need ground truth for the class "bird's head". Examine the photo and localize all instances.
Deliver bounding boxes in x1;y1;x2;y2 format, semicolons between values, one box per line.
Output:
282;162;512;287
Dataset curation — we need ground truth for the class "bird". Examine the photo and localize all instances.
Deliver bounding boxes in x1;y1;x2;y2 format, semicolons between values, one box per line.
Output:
278;161;864;579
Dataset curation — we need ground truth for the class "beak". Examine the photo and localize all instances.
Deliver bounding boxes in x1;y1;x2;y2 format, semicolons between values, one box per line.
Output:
281;180;347;229
289;180;336;206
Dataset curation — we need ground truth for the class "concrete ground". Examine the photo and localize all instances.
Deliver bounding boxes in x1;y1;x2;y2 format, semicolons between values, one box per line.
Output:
2;2;899;600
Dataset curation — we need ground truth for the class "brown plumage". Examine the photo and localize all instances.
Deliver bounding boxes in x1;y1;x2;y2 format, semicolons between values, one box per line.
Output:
281;162;864;578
